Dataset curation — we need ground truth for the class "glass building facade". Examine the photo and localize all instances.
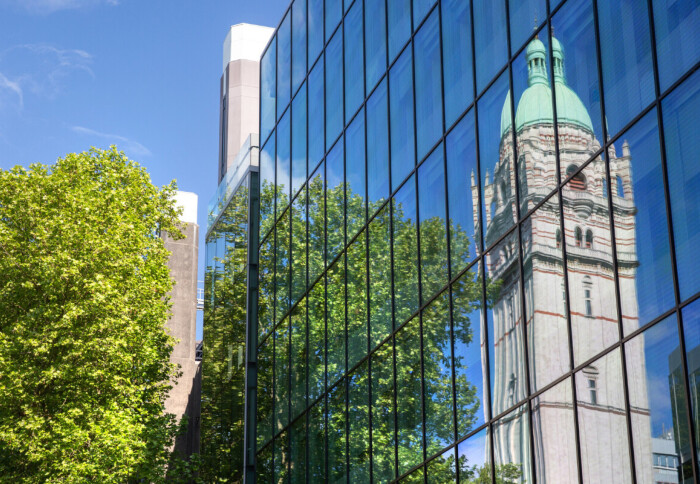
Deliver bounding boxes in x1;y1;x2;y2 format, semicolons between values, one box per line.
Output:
251;0;700;482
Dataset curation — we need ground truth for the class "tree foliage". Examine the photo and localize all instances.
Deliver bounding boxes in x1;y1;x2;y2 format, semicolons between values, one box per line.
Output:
0;147;184;483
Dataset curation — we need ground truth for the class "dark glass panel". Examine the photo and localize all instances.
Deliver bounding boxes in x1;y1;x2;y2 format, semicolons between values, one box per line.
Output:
347;231;368;369
326;140;345;262
393;175;419;324
652;0;700;92
413;0;435;30
328;380;347;483
532;378;577;483
290;414;307;482
308;398;327;482
682;299;700;479
309;0;324;65
277;109;292;215
292;0;307;93
479;72;515;248
276;319;290;432
291;185;307;305
326;32;344;150
390;47;416;193
292;81;307;198
257;338;274;450
552;0;604;143
346;110;367;239
446;110;479;276
365;0;387;92
308;161;325;283
662;70;700;301
452;268;486;437
426;448;457;483
457;428;489;482
441;0;474;128
609;111;674;334
418;146;448;301
276;209;291;320
308;58;325;169
348;361;371;483
473;0;508;93
562;167;619;366
369;205;393;349
275;432;290;483
522;195;570;393
345;0;364;124
387;0;411;64
400;466;426;483
414;10;443;161
486;230;527;417
493;405;533;484
261;132;276;240
291;299;307;420
261;36;277;144
422;291;454;457
367;79;390;209
372;340;397;482
257;444;274;484
508;0;546;56
627;315;693;483
327;257;347;388
576;348;632;483
308;279;327;401
277;12;291;119
326;0;343;43
259;233;276;341
598;0;654;137
396;317;423;475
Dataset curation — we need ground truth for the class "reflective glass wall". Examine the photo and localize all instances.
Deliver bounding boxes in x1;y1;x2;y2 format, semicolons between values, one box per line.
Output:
256;0;700;482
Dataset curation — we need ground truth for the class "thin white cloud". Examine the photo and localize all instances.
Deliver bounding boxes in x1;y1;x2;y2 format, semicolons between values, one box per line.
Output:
0;0;118;14
0;72;23;108
72;126;152;158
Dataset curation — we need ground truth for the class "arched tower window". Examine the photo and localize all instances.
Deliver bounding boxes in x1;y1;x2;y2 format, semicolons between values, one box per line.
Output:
567;165;587;190
585;229;593;249
575;227;583;247
556;229;562;248
583;276;593;317
616;175;625;198
500;181;507;205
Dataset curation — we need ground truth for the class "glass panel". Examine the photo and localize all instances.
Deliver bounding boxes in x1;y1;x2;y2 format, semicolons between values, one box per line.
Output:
346;110;366;239
400;466;425;483
347;231;368;369
457;427;490;482
486;230;526;416
662;69;700;301
257;444;274;484
348;361;370;483
413;0;435;30
308;58;325;169
277;13;291;120
480;72;516;248
418;146;448;301
562;167;619;366
276;318;290;431
326;140;345;262
276;209;291;320
326;0;343;42
365;0;387;93
275;432;290;483
308;397;327;481
388;0;411;63
393;175;419;324
446;110;480;276
441;0;474;128
259;226;276;341
328;380;347;483
652;0;700;92
372;340;396;481
627;315;693;483
426;448;457;483
345;0;364;123
370;205;393;348
682;299;700;479
523;194;570;393
396;317;423;475
473;0;508;93
453;268;486;437
309;0;324;65
422;291;454;457
414;10;443;161
261;36;277;144
261;135;276;239
598;0;654;137
493;404;533;484
257;338;274;449
277;109;291;215
327;257;347;388
308;279;326;402
390;47;416;193
610;110;674;334
290;415;307;482
552;0;604;144
326;31;344;150
576;348;632;483
532;378;578;483
292;81;307;198
367;79;390;209
508;0;546;56
308;161;325;283
292;0;307;94
291;299;307;420
291;185;307;305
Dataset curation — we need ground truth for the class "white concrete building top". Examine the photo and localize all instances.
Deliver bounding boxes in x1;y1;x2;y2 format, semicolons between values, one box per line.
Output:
174;191;198;225
222;23;274;71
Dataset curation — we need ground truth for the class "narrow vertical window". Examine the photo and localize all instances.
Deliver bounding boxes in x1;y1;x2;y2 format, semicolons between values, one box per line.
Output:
588;378;597;405
585;229;593;249
575;227;582;247
584;277;593;317
616;175;625;198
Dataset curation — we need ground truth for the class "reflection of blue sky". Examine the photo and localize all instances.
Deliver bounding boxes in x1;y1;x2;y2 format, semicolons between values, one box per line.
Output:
458;427;488;466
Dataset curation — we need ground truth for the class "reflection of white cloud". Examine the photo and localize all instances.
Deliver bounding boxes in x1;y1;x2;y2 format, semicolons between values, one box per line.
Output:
72;126;151;157
0;0;118;14
457;429;487;463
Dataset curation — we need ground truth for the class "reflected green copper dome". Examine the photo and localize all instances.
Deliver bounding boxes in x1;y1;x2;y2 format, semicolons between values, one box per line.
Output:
500;36;593;137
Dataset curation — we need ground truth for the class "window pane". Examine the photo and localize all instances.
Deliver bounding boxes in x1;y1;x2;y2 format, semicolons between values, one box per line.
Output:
309;0;324;64
390;47;416;193
372;340;396;482
328;379;347;483
277;109;291;215
396;317;424;475
508;0;546;56
349;362;370;483
418;146;448;301
576;348;632;483
308;161;325;282
326;0;343;43
365;0;387;93
277;13;291;119
291;186;307;304
261;37;277;144
388;0;411;64
261;136;276;240
393;175;419;324
276;318;290;431
367;80;390;209
346;110;366;239
327;257;346;388
326;140;345;262
276;210;291;319
292;82;307;197
493;404;533;484
413;0;435;30
345;0;364;124
446;110;479;276
473;0;507;93
682;298;700;477
308;279;326;401
326;31;344;150
290;415;307;483
457;428;490;482
414;10;443;161
259;232;276;340
441;0;474;128
308;58;325;169
257;338;274;449
292;0;307;94
275;432;290;483
347;231;368;368
652;0;700;92
370;205;393;348
257;444;273;484
662;69;700;301
426;448;457;483
609;110;674;334
291;299;307;419
308;397;327;481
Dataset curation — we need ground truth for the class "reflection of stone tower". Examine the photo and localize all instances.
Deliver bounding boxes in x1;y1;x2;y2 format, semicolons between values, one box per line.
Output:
473;35;652;483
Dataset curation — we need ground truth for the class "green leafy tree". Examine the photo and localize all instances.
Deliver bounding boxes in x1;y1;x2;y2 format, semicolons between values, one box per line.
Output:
0;147;184;483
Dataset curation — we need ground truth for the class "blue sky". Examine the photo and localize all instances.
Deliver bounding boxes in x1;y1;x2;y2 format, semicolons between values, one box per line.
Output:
0;0;290;338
